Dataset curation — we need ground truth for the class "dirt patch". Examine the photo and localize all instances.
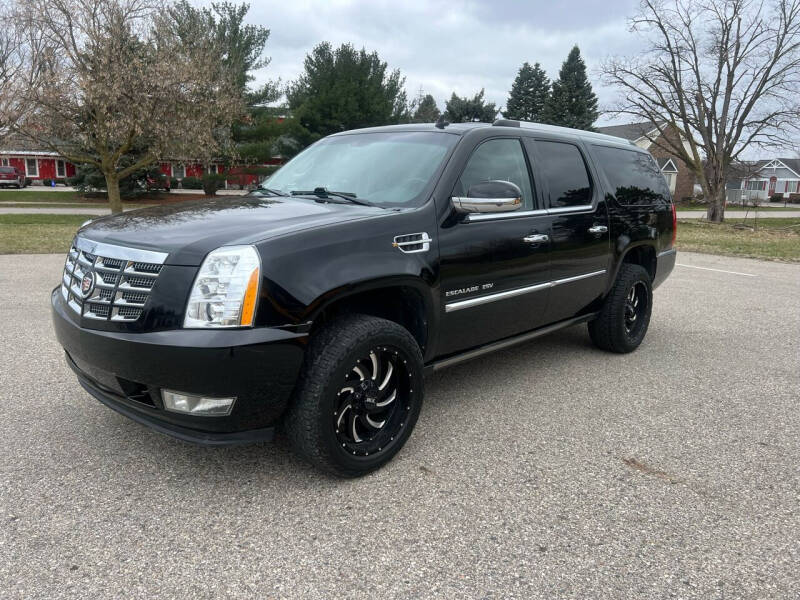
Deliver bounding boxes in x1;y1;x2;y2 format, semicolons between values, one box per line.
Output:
622;457;683;484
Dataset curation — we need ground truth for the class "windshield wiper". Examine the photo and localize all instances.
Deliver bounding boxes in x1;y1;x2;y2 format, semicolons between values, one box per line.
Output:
254;187;284;196
290;187;379;208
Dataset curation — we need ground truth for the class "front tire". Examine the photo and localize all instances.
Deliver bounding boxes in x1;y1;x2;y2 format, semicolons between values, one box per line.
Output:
588;263;652;353
283;314;424;477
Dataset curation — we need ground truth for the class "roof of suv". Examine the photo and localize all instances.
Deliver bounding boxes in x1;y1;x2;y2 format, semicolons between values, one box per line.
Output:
333;120;637;149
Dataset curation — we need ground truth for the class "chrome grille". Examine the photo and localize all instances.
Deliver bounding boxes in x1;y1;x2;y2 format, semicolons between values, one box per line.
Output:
61;237;168;322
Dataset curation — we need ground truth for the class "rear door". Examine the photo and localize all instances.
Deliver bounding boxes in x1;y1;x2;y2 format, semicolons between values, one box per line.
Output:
436;136;552;356
524;138;611;324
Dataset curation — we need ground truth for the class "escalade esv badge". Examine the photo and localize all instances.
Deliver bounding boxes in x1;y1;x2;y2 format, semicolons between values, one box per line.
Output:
80;271;95;298
51;119;677;478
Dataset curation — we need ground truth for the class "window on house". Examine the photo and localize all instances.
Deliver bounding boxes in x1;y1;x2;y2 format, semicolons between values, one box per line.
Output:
173;164;185;179
745;180;765;191
208;164;218;175
25;158;38;177
1;158;8;166
56;160;66;178
663;172;677;194
786;181;799;194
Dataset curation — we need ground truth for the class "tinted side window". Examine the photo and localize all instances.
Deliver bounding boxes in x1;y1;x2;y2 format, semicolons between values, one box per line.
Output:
592;145;671;205
457;138;534;210
536;141;592;208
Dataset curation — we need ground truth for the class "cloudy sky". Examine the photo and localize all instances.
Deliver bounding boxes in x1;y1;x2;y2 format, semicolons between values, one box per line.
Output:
242;0;645;125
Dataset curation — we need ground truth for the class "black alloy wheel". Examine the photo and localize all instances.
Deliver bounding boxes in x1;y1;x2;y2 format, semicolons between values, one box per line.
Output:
588;263;653;353
284;314;424;477
624;281;648;336
334;346;412;457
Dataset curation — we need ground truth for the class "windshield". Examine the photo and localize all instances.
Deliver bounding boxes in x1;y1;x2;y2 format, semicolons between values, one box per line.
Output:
262;131;458;207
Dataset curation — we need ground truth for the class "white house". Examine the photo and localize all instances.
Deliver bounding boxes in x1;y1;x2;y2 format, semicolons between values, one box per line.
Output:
736;158;800;201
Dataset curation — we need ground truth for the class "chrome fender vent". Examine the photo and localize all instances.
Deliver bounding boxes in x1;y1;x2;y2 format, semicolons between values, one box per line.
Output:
392;232;431;254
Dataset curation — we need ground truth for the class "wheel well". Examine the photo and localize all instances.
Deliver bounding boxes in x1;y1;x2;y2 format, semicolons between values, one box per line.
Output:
622;245;656;281
311;286;428;352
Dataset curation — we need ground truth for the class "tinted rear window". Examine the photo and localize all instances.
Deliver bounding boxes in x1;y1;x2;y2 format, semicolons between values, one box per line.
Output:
592;145;671;205
535;141;592;208
0;167;15;173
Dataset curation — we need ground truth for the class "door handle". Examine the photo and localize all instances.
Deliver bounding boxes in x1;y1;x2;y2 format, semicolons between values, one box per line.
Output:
588;225;608;235
523;233;550;244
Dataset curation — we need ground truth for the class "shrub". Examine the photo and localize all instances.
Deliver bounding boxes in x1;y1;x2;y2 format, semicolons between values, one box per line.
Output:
769;193;784;203
181;176;203;189
202;173;227;196
169;177;179;189
24;178;31;187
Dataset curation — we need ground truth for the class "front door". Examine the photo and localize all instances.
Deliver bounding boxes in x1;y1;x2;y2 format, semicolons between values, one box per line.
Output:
436;137;551;356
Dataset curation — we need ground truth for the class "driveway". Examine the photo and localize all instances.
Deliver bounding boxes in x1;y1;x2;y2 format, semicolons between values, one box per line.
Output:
1;252;798;599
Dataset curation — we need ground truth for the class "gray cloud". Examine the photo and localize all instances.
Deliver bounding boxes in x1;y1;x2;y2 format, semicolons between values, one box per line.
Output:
241;0;645;123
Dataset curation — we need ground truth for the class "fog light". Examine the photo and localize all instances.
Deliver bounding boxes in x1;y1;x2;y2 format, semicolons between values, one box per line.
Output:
162;390;236;416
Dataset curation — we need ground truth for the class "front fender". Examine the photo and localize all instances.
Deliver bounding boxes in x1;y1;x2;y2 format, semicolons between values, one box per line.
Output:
252;204;440;334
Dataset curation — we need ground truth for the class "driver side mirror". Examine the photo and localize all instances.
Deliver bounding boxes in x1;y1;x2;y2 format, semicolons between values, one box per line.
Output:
451;180;523;214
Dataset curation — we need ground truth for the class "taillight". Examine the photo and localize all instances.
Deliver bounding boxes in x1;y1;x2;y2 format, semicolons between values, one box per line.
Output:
670;203;677;248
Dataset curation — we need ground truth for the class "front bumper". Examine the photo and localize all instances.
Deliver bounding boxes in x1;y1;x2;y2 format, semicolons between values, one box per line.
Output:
52;288;307;445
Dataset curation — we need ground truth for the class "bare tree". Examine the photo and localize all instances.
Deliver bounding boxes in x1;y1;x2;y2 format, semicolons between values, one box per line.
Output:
12;0;244;212
602;0;800;222
0;2;47;143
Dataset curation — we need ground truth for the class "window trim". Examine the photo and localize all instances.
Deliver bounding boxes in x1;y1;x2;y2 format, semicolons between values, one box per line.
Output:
452;136;538;216
529;138;595;213
56;159;66;178
172;163;185;179
1;158;8;166
25;158;38;177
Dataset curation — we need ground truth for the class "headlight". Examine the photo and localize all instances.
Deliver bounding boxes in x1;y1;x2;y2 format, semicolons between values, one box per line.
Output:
184;245;261;328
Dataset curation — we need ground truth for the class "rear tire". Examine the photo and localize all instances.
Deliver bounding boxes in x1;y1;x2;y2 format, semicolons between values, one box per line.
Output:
588;263;652;353
283;314;424;477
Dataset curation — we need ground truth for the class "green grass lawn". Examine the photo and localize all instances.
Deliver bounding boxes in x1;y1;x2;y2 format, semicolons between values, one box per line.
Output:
676;218;800;262
676;204;798;211
0;214;88;254
0;190;81;202
0;202;155;209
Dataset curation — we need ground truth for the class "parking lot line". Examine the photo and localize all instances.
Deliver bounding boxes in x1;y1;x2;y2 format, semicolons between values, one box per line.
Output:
676;263;757;277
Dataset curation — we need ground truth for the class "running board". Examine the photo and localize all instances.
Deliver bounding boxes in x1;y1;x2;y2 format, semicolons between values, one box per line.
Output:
426;313;598;373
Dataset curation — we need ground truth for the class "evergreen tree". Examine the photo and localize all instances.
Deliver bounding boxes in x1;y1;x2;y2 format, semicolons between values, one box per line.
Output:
505;62;550;122
287;42;408;146
444;89;497;123
542;46;598;130
411;94;441;123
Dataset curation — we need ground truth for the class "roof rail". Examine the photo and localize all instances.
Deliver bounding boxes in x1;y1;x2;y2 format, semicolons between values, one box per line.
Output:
492;118;637;146
492;119;520;127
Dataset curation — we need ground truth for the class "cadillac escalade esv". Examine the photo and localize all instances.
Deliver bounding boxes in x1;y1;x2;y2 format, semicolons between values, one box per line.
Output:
52;119;677;476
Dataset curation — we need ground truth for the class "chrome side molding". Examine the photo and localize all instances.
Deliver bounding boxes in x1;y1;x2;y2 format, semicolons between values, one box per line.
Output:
445;269;607;312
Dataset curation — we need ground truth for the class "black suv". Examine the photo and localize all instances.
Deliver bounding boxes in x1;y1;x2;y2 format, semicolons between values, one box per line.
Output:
52;120;677;476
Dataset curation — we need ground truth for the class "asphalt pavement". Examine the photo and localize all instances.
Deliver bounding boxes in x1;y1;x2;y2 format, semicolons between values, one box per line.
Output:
1;251;798;599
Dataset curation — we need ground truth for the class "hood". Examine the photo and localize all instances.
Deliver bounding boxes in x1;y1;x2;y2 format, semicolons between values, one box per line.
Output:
78;195;383;265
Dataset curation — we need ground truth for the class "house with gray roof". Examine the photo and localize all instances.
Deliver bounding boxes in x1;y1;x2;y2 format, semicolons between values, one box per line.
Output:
731;158;800;202
596;121;695;201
